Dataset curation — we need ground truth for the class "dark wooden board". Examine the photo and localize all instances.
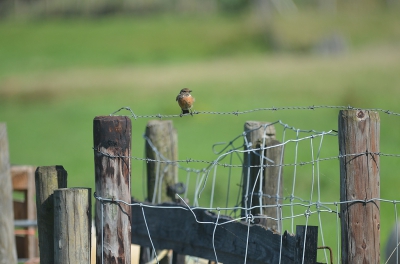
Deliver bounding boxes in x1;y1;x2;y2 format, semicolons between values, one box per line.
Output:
131;201;310;264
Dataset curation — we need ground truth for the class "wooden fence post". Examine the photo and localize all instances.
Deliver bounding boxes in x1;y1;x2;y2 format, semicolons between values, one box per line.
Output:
0;123;17;264
338;110;380;264
145;120;178;204
35;165;68;264
242;121;282;230
93;116;131;264
262;138;284;233
141;120;182;264
54;188;91;264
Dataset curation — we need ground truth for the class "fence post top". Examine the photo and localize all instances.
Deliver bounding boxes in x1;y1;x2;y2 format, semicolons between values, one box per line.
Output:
339;109;380;121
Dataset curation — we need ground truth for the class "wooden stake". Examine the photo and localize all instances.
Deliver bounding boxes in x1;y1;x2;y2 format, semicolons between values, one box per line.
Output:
241;121;276;222
54;188;91;264
339;110;380;264
142;120;179;264
145;120;178;203
0;123;17;264
93;116;131;264
262;138;284;233
35;165;68;264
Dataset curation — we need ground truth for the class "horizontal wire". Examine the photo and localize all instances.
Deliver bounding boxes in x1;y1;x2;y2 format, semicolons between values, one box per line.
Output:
93;148;399;169
110;105;400;119
94;192;400;220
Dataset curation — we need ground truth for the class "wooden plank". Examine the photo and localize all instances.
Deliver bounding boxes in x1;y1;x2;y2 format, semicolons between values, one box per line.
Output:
93;116;131;264
15;236;28;259
13;200;27;219
338;110;380;264
131;201;298;264
294;226;318;264
54;188;91;264
0;123;17;264
11;165;38;261
12;166;37;220
35;165;68;264
12;169;29;190
14;198;29;259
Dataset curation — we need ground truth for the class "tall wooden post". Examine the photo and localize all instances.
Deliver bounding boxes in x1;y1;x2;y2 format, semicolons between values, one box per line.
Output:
339;110;380;264
241;121;276;221
145;120;178;203
262;138;284;233
0;123;17;264
94;116;131;264
35;166;68;264
54;188;91;264
141;120;180;264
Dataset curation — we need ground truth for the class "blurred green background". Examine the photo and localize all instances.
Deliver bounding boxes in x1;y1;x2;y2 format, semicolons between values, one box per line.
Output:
1;0;400;262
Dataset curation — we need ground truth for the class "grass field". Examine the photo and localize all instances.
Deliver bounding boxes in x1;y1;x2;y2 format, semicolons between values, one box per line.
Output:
1;5;400;262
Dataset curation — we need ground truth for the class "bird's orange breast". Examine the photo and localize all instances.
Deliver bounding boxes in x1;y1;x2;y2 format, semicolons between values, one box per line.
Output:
177;95;194;110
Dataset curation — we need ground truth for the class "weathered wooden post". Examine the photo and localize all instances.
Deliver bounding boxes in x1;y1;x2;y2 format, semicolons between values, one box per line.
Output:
241;121;283;232
35;165;68;264
141;120;182;264
339;110;380;264
0;123;17;264
145;120;178;204
242;121;276;217
54;188;91;264
262;138;284;233
93;116;131;264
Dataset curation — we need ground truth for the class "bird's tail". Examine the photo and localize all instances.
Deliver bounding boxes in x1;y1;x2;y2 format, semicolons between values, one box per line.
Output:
182;109;189;114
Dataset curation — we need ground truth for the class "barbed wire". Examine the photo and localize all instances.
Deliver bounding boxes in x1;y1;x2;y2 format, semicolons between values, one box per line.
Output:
93;116;400;171
95;192;400;215
109;105;400;119
93;147;400;169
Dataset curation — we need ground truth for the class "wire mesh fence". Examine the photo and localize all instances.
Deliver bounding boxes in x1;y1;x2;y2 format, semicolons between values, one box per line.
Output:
89;106;400;264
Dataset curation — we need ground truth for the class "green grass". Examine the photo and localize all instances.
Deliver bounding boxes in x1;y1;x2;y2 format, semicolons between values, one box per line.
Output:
1;5;399;75
0;14;268;77
1;7;400;262
270;5;400;51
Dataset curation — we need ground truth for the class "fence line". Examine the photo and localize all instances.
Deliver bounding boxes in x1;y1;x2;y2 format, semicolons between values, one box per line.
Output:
93;115;400;171
94;193;400;220
89;108;400;264
24;107;400;263
110;105;400;119
93;147;400;168
95;193;400;264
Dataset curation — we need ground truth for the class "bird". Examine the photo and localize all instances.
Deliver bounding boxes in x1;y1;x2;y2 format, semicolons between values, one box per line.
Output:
176;88;195;116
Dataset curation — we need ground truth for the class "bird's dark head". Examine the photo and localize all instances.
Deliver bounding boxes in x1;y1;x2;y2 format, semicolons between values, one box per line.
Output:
180;88;192;93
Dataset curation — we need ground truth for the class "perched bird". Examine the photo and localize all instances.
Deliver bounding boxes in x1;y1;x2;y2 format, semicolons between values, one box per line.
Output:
176;88;195;116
